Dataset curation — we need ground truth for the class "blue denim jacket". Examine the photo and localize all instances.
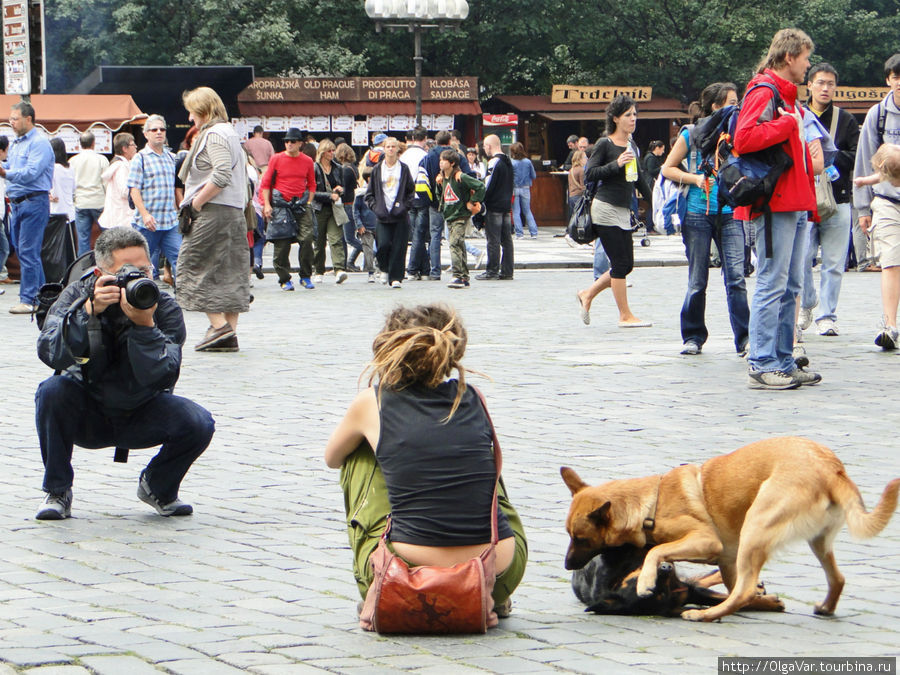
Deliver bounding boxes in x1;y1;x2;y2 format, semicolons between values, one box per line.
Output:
353;188;377;232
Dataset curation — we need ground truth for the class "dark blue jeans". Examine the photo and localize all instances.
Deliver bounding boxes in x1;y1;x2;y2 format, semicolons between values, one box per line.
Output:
36;376;214;502
484;210;514;277
406;206;430;275
681;211;749;351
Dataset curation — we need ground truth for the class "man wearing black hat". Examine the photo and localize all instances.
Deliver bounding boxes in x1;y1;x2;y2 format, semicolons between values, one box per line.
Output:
260;127;317;290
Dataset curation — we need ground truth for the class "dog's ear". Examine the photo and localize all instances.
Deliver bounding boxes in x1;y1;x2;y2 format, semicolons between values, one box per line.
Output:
560;466;589;495
588;501;611;526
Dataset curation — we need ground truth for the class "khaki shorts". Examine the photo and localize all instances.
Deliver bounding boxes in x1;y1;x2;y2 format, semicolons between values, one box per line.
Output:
871;196;900;268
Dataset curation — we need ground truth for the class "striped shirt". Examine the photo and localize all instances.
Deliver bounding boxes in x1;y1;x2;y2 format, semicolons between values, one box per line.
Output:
127;147;177;230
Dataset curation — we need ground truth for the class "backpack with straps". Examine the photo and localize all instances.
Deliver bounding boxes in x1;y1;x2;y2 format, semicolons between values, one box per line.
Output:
692;82;794;257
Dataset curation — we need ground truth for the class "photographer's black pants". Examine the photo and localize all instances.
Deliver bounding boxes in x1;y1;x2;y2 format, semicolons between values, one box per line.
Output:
35;376;214;502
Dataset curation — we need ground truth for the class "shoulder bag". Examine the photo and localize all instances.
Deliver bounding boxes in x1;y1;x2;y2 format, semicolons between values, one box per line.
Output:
358;386;503;634
320;163;350;226
815;110;840;222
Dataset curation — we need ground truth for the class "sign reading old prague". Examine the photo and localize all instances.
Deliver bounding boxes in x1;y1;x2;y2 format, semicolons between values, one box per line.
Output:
551;85;652;103
240;77;478;102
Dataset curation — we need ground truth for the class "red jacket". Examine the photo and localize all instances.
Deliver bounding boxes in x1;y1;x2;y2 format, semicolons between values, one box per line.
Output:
733;69;816;221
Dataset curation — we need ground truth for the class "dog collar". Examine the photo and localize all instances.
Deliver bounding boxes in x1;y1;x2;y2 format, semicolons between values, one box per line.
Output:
643;476;662;533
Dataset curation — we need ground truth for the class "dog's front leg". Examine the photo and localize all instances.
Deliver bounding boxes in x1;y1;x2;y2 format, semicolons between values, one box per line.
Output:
636;535;723;597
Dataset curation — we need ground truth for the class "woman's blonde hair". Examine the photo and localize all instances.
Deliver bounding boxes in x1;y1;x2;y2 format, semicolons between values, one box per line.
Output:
872;144;900;185
572;150;586;167
366;304;470;419
182;87;228;124
317;138;336;162
755;28;814;74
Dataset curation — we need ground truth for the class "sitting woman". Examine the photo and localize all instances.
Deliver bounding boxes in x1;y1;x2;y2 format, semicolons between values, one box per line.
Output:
324;304;527;620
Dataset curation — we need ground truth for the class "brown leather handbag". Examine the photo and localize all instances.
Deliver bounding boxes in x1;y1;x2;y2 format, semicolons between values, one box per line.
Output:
358;387;503;634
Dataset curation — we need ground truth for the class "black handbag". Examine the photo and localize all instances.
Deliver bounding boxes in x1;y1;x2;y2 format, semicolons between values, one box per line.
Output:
566;194;596;245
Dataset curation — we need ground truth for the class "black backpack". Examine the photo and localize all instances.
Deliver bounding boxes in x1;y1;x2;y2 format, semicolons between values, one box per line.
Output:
693;82;794;257
33;250;97;330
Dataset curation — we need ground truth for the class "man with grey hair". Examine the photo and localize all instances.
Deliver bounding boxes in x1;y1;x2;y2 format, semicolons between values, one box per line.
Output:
69;130;109;255
34;227;213;520
127;115;179;281
0;101;54;314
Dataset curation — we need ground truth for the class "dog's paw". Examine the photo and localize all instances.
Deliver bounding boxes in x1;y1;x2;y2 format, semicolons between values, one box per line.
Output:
768;595;785;612
813;602;835;616
681;609;706;622
635;573;655;597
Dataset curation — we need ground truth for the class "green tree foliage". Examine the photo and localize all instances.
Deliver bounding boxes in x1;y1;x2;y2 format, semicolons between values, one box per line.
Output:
37;0;900;98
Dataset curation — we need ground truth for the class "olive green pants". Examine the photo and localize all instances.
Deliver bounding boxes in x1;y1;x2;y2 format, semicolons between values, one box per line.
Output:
339;442;528;607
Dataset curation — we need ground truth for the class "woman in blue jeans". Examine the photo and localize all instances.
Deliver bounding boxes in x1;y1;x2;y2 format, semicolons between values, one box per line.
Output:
661;82;750;356
509;143;538;238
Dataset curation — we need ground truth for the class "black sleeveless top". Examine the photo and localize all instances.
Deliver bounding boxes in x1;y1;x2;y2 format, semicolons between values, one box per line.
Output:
376;380;513;546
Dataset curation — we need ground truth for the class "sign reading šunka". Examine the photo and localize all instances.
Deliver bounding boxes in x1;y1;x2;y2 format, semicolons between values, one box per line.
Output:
551;85;652;103
239;77;478;102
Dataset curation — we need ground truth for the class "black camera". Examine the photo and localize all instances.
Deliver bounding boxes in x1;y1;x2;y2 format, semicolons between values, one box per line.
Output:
114;264;160;310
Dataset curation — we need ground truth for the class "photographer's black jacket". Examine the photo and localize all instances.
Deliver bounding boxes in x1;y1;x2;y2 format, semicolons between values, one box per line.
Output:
37;280;186;413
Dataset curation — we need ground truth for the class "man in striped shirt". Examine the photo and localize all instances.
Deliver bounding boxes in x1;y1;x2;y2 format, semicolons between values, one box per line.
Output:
128;115;180;281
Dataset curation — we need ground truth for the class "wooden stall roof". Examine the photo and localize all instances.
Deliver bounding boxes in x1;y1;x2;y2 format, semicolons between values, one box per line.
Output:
0;94;147;133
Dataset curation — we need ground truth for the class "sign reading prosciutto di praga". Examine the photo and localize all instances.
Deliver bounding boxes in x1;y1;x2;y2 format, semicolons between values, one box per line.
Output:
239;77;478;102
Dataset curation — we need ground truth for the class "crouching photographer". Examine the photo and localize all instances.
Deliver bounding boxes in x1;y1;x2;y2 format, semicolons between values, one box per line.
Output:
34;227;214;520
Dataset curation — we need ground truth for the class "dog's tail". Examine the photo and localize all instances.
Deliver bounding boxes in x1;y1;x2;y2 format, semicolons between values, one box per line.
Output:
839;477;900;539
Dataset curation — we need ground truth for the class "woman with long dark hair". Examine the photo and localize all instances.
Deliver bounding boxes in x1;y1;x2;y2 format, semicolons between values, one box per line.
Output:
325;303;527;620
661;82;750;356
576;95;653;327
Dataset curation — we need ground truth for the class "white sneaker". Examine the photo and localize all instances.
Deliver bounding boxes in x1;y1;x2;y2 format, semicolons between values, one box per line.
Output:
36;489;72;520
816;318;838;336
312;274;323;284
380;272;389;285
390;280;401;289
798;302;816;330
335;270;348;284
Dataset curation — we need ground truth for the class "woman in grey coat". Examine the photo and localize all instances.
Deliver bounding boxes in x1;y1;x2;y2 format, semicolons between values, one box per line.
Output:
177;86;251;352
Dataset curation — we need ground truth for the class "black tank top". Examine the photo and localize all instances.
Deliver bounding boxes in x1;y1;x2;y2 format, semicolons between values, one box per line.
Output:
376;381;513;546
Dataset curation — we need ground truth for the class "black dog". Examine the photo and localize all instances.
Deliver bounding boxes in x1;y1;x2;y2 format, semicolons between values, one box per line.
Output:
571;545;731;616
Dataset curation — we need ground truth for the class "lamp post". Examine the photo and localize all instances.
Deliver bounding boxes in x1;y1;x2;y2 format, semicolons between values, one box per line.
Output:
365;0;469;129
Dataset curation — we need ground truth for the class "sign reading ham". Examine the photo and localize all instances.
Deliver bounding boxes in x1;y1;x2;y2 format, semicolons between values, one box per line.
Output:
240;77;478;103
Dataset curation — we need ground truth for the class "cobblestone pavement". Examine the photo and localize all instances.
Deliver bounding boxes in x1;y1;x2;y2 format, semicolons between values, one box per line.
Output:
1;236;898;673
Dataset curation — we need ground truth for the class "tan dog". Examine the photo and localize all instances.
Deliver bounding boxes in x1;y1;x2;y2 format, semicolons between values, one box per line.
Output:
561;437;899;622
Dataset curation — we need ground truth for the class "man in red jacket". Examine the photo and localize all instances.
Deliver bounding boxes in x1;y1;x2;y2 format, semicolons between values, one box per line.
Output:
735;29;819;390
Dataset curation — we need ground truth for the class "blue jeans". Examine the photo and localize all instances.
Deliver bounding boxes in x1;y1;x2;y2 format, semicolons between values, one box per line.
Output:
512;186;538;237
136;226;182;280
593;238;610;279
681;212;749;351
75;207;103;256
252;213;266;267
10;194;49;305
36;376;214;501
748;211;807;373
801;202;850;323
428;207;444;278
406;206;429;274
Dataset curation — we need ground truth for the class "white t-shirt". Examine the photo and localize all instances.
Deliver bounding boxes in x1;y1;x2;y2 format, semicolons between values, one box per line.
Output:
50;164;76;220
381;160;402;208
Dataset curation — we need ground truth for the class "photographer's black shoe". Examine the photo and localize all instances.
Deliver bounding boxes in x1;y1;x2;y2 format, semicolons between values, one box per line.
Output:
138;476;193;516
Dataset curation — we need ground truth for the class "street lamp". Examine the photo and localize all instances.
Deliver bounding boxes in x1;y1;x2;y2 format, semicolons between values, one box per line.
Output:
365;0;469;128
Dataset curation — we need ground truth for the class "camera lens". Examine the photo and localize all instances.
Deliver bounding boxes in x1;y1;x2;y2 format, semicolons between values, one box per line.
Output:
125;278;160;310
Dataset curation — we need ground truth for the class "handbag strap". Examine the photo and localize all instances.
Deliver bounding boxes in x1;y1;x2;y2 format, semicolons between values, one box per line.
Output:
471;385;501;546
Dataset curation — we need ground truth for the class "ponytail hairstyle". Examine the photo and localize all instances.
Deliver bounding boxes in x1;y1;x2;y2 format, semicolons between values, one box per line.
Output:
698;82;739;118
366;304;471;420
